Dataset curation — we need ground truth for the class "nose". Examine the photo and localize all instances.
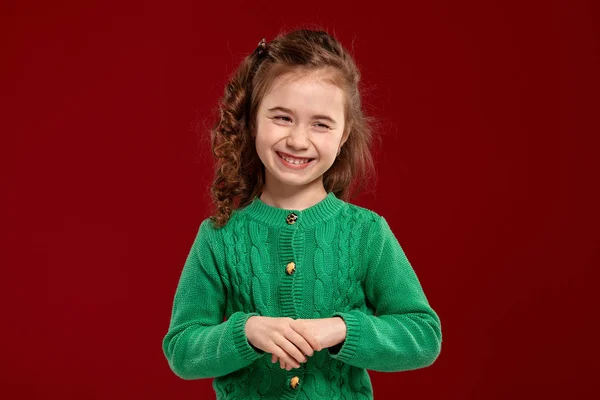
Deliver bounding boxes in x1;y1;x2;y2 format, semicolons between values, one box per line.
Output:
286;125;310;150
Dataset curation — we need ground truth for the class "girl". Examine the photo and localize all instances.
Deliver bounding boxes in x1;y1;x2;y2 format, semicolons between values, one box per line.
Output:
162;29;442;399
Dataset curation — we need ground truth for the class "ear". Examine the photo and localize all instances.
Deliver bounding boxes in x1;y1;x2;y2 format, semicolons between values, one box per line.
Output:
340;128;350;147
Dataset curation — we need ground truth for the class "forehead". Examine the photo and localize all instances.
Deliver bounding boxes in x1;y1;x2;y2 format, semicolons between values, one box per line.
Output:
262;70;345;116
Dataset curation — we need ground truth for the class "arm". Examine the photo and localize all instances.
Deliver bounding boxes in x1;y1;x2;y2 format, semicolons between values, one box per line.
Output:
327;216;442;372
162;219;263;379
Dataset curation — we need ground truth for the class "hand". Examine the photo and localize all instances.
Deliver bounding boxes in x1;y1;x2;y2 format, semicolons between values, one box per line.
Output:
271;317;347;369
245;316;314;371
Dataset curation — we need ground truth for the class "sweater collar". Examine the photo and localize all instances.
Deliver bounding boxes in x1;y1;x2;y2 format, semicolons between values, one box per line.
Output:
243;191;345;228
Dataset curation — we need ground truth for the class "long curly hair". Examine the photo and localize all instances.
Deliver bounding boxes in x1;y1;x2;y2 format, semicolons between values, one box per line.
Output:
208;28;378;228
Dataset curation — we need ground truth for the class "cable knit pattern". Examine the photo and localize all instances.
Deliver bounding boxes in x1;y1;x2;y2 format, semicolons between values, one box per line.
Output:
162;192;443;399
312;220;335;318
233;218;253;312
249;221;270;316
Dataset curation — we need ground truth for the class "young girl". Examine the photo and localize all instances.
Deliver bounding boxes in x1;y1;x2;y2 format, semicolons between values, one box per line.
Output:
162;29;442;399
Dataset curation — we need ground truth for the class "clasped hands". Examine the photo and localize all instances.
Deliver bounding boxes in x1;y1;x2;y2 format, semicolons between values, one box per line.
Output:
245;316;347;371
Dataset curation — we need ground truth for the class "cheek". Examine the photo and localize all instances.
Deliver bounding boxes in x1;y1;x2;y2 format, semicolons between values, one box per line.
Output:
256;122;281;144
254;137;269;159
254;132;278;163
314;139;339;157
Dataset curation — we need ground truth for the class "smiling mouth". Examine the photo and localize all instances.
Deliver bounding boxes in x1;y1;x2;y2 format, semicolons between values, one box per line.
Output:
277;152;315;165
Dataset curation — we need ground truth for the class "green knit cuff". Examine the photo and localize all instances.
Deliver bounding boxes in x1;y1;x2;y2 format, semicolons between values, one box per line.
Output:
328;312;360;362
231;311;263;362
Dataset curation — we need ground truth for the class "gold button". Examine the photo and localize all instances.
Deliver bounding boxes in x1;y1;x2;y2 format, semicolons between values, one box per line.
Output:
289;376;300;389
286;262;296;275
286;213;298;225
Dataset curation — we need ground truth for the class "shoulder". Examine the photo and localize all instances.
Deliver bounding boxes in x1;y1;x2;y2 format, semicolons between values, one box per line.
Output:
188;218;220;250
192;216;236;248
197;210;245;234
196;211;251;247
340;202;384;225
341;203;398;241
197;216;221;234
331;202;388;242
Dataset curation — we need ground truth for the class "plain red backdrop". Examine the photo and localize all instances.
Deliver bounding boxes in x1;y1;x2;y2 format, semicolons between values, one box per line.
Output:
2;0;598;398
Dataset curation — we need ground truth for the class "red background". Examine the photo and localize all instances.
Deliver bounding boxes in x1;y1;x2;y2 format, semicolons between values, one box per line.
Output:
2;0;599;398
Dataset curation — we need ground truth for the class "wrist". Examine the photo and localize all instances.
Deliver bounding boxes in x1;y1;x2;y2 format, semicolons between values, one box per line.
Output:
245;316;265;354
333;316;347;342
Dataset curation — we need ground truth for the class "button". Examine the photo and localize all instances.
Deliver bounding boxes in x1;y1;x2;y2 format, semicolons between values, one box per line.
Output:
289;376;300;389
286;213;298;225
286;262;296;275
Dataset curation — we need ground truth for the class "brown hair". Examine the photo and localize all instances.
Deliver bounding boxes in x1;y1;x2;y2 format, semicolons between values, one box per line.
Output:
208;28;378;228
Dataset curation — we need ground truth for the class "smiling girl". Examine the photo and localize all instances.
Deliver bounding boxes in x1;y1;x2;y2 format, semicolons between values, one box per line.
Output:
162;29;442;399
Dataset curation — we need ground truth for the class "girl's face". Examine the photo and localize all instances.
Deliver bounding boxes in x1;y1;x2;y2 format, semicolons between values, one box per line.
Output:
254;69;347;193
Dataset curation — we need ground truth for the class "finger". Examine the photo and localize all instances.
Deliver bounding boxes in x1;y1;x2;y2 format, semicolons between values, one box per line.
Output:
272;345;298;369
290;322;323;353
276;336;304;367
286;325;315;359
271;353;278;364
276;355;289;371
281;359;298;371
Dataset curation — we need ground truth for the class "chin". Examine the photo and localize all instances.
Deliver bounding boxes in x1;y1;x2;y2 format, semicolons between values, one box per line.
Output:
274;174;316;187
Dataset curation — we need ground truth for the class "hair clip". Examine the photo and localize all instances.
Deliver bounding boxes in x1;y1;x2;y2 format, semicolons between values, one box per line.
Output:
256;38;267;56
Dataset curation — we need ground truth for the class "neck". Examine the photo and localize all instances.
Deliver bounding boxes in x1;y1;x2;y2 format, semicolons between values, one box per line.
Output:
260;178;327;211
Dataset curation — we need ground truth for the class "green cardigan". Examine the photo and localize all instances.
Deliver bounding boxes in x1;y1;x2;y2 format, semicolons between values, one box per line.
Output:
162;192;442;399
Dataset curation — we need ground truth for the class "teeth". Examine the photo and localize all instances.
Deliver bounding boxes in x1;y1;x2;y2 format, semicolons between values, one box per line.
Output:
280;153;311;165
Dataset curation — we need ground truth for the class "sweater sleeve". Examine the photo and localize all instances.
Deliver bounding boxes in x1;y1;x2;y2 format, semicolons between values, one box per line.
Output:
162;219;263;379
327;216;442;372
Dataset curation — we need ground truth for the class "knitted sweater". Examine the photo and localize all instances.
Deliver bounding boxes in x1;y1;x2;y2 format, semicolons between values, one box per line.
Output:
162;192;442;399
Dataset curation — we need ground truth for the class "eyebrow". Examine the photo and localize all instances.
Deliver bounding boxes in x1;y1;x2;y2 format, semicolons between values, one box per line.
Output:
267;106;338;125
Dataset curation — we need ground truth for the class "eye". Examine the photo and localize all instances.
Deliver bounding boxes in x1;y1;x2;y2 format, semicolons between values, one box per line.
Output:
273;116;330;130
